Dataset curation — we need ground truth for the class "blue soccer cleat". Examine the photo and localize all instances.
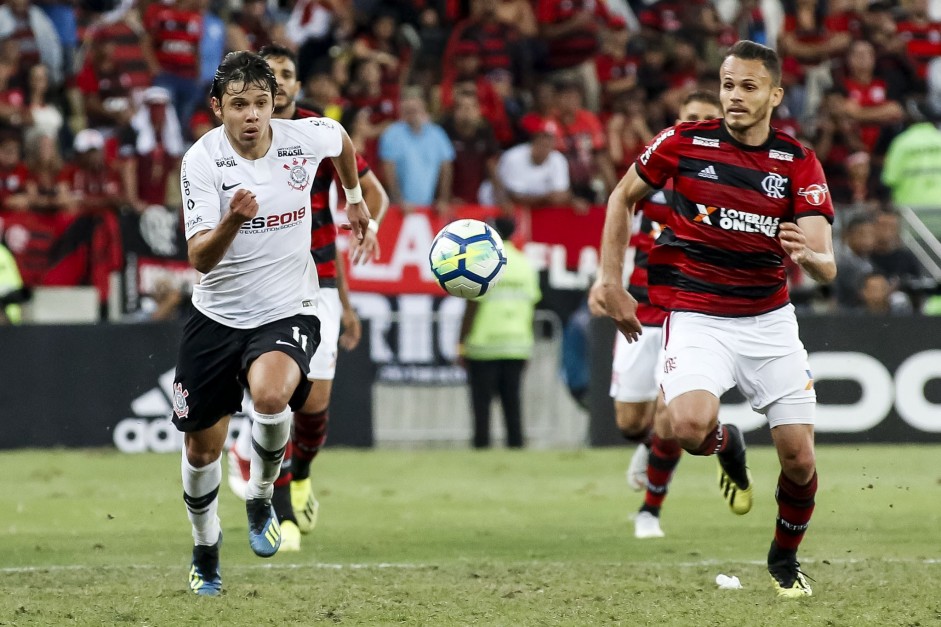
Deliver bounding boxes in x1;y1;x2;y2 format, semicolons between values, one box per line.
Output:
189;533;222;596
246;498;281;557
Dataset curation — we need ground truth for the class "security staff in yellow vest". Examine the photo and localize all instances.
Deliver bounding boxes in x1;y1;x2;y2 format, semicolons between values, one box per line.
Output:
0;243;23;324
458;217;541;448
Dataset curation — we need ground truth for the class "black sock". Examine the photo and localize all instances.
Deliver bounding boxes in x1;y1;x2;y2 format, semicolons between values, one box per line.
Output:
717;424;749;489
639;503;661;517
271;483;296;524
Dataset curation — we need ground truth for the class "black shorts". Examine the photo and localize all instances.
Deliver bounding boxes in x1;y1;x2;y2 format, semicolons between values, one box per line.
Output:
171;309;321;432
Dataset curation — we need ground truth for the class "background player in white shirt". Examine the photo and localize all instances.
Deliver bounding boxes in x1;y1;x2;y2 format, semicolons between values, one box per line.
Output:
171;51;370;596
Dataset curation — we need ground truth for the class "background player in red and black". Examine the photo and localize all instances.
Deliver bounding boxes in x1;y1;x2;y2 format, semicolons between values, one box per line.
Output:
596;41;836;598
228;44;389;551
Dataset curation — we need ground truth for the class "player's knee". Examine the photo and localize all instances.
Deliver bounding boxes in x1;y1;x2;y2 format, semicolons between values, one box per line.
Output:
780;448;816;484
615;403;651;438
670;415;709;450
251;391;291;415
185;445;222;468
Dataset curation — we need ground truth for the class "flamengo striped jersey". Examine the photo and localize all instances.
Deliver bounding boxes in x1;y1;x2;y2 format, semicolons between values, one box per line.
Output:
634;119;834;317
628;186;672;327
294;107;371;284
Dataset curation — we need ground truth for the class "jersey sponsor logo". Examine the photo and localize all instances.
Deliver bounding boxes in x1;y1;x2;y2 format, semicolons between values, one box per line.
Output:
798;183;829;206
761;173;789;199
240;206;307;233
283;158;311;191
693;136;720;148
278;145;303;157
305;118;330;126
215;156;237;168
694;204;781;237
172;383;190;420
769;149;794;162
640;128;675;165
186;215;202;230
698;164;718;180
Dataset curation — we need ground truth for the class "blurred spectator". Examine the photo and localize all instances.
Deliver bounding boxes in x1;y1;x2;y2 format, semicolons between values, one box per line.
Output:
832;150;881;214
226;0;285;53
606;89;654;179
552;80;615;203
118;86;184;211
659;35;705;118
24;130;71;214
458;216;540;449
143;0;203;135
442;89;502;206
0;129;29;211
881;105;941;208
869;209;927;290
493;120;573;210
198;0;225;93
287;0;352;85
0;241;24;324
410;6;449;88
777;0;854;123
519;81;556;137
494;0;538;37
302;70;347;120
833;212;877;309
895;0;941;83
594;22;639;112
378;87;455;213
60;128;125;214
835;39;905;156
445;0;527;88
0;0;63;86
729;0;768;47
813;89;866;208
0;57;26;128
135;275;189;321
856;271;913;315
353;7;409;98
439;42;514;146
24;63;63;142
536;0;609;110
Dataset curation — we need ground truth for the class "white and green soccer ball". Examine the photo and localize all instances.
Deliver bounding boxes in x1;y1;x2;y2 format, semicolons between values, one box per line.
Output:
428;219;507;299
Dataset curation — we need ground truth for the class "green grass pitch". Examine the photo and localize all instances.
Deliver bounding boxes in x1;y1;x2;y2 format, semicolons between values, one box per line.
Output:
1;445;939;626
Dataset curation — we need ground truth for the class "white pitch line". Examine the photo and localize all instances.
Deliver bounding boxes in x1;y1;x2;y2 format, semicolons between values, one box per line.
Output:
1;557;939;575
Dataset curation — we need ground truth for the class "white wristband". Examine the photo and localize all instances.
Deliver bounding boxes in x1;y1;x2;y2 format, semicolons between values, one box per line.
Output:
343;183;363;204
367;218;379;234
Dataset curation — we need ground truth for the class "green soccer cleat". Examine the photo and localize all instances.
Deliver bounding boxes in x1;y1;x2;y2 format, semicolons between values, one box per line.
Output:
291;478;320;534
718;463;753;515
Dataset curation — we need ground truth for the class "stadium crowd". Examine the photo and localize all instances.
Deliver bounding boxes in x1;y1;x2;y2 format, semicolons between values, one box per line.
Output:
0;0;940;319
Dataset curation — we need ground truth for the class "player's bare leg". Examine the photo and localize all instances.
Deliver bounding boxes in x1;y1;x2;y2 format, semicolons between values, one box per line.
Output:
183;417;229;595
243;351;299;557
291;378;332;533
635;394;681;538
669;390;752;515
767;423;816;597
615;400;655;491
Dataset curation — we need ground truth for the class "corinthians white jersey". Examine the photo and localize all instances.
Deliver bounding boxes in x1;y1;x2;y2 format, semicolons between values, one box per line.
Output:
181;117;343;328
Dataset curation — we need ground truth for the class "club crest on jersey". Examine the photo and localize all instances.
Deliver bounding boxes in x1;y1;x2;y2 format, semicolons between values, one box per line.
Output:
761;173;789;199
283;158;310;191
694;204;781;237
172;383;190;419
798;183;829;206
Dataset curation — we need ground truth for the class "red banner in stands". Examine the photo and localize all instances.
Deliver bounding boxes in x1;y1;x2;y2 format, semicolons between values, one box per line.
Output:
341;205;605;294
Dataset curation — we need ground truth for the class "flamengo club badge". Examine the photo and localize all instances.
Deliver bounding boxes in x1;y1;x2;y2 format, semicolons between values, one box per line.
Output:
284;158;310;191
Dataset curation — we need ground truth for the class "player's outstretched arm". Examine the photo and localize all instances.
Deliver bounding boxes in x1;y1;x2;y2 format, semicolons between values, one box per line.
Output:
331;127;371;241
780;216;837;284
187;189;259;273
598;164;652;342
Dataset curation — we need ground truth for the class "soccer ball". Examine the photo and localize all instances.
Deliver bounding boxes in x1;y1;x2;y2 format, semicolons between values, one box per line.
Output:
428;219;507;299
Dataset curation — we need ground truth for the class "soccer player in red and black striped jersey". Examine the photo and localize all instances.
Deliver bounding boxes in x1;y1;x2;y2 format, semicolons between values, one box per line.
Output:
228;44;389;551
591;91;723;540
597;41;836;598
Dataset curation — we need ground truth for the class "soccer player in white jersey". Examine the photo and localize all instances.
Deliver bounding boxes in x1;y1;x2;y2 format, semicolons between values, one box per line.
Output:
171;51;370;596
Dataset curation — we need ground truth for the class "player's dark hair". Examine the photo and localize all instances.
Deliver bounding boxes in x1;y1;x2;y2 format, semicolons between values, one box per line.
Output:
258;43;298;70
682;90;722;110
210;51;278;102
725;40;782;86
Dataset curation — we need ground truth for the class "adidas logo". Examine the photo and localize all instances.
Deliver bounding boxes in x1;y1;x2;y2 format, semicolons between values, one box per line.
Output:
698;165;718;180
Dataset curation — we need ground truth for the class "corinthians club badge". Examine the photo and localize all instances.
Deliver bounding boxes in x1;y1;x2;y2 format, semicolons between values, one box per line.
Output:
284;158;310;191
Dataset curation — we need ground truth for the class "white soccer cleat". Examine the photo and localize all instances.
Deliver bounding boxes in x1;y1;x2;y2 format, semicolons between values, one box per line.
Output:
626;444;649;492
634;511;665;539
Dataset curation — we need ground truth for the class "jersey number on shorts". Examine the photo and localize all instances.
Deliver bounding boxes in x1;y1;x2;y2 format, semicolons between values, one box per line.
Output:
292;326;309;351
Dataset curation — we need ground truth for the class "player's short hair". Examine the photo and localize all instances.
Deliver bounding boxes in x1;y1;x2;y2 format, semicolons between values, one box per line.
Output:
210;51;278;102
258;43;298;70
682;90;722;110
725;40;782;87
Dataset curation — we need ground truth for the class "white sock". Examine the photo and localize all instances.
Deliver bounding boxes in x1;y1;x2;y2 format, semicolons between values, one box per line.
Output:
245;406;292;500
181;450;222;546
235;415;253;459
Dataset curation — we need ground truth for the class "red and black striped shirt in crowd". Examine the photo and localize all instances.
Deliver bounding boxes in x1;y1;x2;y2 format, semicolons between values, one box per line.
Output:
634;119;834;317
628;185;672;327
896;19;941;80
143;2;202;79
294;107;370;286
535;0;600;70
